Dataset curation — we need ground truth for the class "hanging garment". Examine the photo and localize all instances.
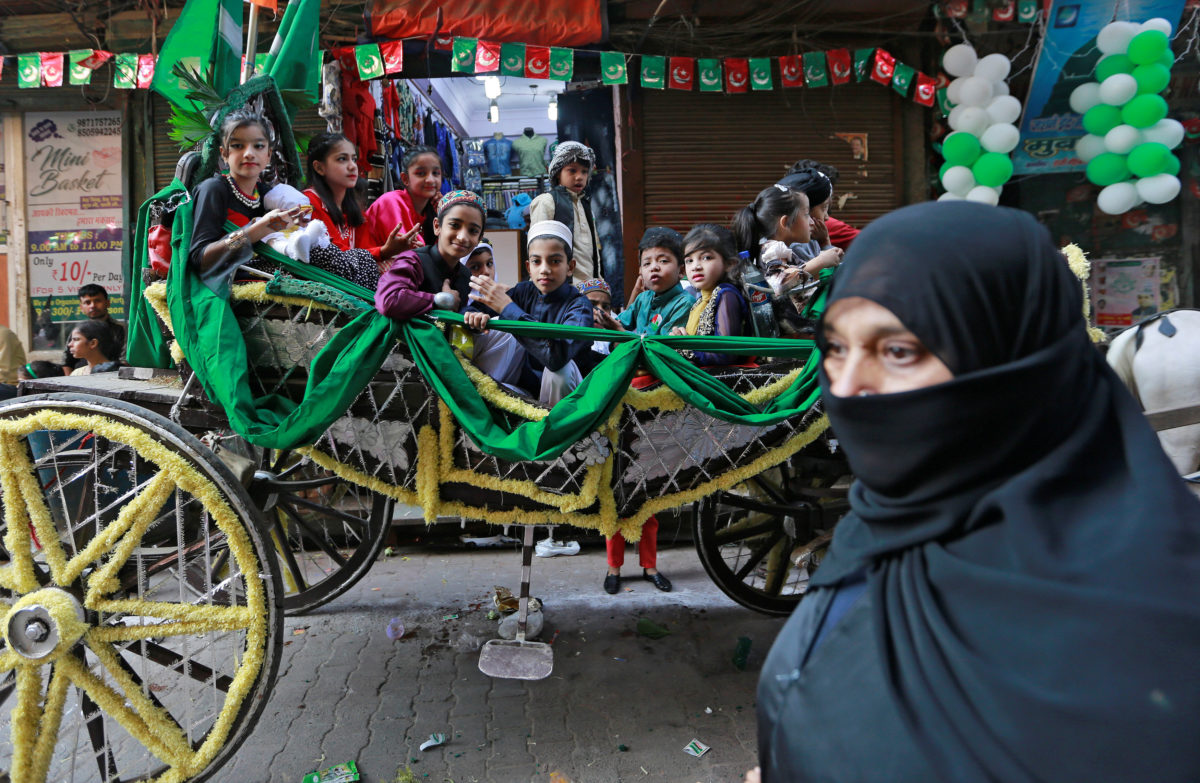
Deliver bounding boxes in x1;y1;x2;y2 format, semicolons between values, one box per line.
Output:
512;133;548;176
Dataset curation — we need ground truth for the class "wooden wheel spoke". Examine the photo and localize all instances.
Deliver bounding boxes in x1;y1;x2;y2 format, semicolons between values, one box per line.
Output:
281;492;368;529
84;475;180;606
77;685;119;782
272;514;310;593
58;652;193;767
62;471;176;587
733;531;785;581
0;669;15;706
277;503;349;568
0;435;63;592
87;600;253;640
112;638;233;693
762;537;791;596
8;662;70;783
116;531;228;594
714;511;782;544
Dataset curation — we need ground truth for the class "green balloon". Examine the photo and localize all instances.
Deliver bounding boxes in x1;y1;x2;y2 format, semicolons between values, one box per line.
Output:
1082;104;1123;135
1164;154;1181;176
1096;54;1134;81
1132;63;1171;94
1158;50;1174;68
940;160;954;180
942;132;981;166
972;153;1014;187
1086;152;1130;186
1120;93;1168;128
1127;142;1171;177
1127;29;1169;66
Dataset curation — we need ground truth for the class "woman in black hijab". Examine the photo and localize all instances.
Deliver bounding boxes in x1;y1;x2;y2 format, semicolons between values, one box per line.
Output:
749;201;1200;783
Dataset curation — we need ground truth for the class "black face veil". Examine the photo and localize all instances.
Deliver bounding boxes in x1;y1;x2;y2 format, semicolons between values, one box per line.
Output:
804;201;1200;782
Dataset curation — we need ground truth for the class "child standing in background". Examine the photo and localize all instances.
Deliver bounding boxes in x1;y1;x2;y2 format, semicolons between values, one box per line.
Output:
365;146;445;250
528;142;600;282
464;221;592;405
671;224;749;366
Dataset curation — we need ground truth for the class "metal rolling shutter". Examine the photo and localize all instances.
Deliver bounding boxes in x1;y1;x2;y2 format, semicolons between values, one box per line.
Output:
640;83;903;232
151;94;330;191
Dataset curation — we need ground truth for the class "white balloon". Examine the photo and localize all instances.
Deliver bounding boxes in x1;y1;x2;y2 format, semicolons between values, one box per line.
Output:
937;191;965;201
986;94;1023;125
957;76;995;107
980;123;1020;153
1141;118;1185;149
941;165;976;196
1104;124;1142;155
974;53;1012;83
1135;173;1181;204
1098;73;1138;106
1140;17;1173;36
993;80;1010;96
1097;181;1139;215
955;106;991;136
966;185;1000;206
1075;133;1107;162
1096;21;1139;55
943;44;979;77
946;77;967;106
1069;82;1102;114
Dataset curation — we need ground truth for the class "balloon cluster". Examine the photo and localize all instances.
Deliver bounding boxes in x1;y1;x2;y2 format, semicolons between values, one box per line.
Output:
937;45;1022;206
1072;18;1182;215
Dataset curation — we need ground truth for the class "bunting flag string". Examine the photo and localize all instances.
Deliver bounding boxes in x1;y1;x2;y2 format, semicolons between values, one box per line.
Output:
3;31;972;112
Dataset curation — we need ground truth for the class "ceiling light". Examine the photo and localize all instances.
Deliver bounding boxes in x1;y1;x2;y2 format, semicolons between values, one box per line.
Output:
483;76;502;100
489;99;499;123
548;95;558;122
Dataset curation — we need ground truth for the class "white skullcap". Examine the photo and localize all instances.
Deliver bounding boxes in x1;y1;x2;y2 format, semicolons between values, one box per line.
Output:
527;220;573;251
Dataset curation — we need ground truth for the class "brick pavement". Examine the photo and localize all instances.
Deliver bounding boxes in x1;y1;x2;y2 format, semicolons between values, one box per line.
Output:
216;540;786;783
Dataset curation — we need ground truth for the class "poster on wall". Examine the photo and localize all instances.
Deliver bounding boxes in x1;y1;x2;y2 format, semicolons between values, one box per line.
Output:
24;111;124;349
1012;0;1185;175
1090;256;1161;328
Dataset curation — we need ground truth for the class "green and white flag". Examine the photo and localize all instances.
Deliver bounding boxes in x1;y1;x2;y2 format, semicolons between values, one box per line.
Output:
68;50;91;85
355;43;385;80
549;47;574;81
264;0;322;99
452;37;477;73
1017;0;1038;22
698;58;722;92
749;58;773;90
803;52;829;88
114;53;138;89
151;0;242;109
17;54;39;89
891;62;914;96
640;55;665;89
853;48;874;82
500;43;525;77
600;51;627;85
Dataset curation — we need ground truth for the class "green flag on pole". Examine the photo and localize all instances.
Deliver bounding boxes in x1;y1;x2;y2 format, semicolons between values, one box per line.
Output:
151;0;242;109
452;38;477;73
600;51;627;85
500;43;525;77
264;0;322;99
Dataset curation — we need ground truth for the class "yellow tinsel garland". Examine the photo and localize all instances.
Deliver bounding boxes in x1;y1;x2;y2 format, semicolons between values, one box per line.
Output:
0;409;268;783
1062;243;1107;344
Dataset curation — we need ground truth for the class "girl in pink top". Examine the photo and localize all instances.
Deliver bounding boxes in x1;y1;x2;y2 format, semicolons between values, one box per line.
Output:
365;146;445;251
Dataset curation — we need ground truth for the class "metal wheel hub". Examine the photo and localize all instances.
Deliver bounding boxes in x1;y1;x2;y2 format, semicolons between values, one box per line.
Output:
4;588;87;661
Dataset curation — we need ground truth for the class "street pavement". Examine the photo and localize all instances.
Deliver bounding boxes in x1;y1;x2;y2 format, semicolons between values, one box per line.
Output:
216;533;787;783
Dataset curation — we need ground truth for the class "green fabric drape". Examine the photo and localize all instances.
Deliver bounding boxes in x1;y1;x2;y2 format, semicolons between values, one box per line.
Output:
126;181;182;368
143;178;829;458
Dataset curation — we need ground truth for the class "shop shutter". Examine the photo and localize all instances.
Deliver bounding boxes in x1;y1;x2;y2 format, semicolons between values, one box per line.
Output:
151;94;330;191
639;83;903;233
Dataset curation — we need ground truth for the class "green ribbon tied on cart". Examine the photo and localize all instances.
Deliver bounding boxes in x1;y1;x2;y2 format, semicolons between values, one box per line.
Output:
128;179;831;461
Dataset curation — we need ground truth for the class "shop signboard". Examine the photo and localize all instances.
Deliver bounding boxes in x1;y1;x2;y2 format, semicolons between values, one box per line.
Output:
1090;256;1160;328
1012;0;1184;175
24;111;124;346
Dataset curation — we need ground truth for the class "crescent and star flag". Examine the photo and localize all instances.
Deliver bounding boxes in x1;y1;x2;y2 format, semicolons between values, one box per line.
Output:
853;48;875;82
381;40;404;73
913;71;937;106
263;0;321;98
802;52;828;87
871;48;896;85
136;53;157;88
40;52;63;87
827;49;852;85
697;58;722;92
640;55;665;88
475;40;499;72
749;57;773;90
724;58;749;93
669;56;694;90
525;45;550;78
891;61;914;96
993;1;1015;21
1017;0;1039;22
500;43;525;76
549;47;573;80
601;51;627;84
114;53;138;89
451;37;476;72
779;55;803;88
356;43;385;79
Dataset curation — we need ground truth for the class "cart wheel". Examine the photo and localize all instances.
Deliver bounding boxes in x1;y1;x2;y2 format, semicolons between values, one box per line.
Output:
0;393;282;783
695;458;850;616
251;452;392;614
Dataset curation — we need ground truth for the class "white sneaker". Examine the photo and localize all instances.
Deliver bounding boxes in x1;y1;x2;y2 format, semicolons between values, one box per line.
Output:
535;537;580;557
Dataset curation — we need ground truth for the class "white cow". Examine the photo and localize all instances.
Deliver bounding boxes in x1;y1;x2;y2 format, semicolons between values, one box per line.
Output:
1107;309;1200;493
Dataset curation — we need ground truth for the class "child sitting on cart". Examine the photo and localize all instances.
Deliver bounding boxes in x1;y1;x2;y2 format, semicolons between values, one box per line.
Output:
463;221;593;405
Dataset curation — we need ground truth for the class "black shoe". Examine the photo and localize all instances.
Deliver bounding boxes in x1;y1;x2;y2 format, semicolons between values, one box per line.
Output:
644;570;672;592
604;573;620;594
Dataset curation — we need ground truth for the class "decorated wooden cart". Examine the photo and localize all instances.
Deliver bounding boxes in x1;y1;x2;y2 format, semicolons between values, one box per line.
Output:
0;77;847;781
